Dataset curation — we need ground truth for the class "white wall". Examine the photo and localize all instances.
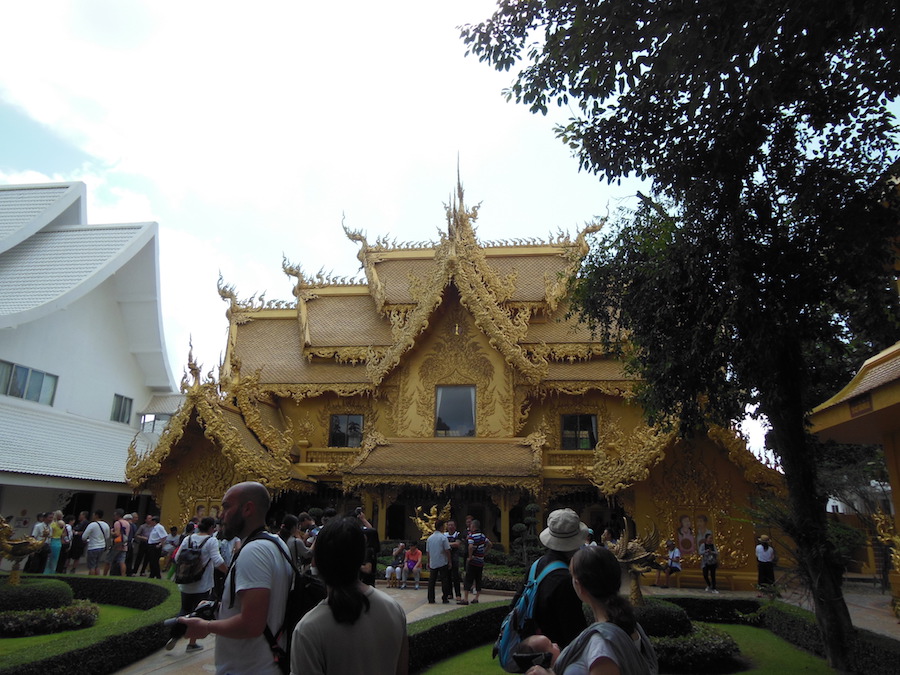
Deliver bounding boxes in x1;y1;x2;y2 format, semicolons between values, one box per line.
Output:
0;250;159;427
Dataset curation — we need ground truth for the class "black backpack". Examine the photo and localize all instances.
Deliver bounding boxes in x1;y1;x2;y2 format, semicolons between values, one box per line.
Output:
174;535;209;584
228;530;326;674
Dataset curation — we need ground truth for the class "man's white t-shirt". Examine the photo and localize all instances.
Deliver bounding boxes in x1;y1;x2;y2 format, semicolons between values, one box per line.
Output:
83;521;110;551
216;535;292;675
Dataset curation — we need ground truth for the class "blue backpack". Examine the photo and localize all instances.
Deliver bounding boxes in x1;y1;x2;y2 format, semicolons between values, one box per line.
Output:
493;558;568;672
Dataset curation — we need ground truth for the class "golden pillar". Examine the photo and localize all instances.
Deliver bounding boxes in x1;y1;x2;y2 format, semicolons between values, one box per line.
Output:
491;491;514;551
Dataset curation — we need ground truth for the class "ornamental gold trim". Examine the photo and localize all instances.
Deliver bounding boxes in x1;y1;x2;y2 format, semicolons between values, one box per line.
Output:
127;358;292;495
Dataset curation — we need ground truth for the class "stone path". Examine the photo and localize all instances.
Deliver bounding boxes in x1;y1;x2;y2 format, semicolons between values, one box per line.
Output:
115;583;899;674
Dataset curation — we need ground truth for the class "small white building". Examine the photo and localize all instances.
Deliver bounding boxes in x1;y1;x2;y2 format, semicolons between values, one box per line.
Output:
0;182;177;551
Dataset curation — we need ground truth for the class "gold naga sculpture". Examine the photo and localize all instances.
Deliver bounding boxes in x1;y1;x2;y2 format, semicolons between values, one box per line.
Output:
0;516;46;585
605;519;662;606
409;500;453;541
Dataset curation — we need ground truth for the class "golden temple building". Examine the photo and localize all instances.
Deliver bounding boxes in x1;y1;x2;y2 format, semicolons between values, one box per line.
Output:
127;184;781;590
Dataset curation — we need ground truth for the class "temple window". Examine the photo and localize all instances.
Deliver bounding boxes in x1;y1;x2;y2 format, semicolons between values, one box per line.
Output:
329;414;363;447
111;394;133;424
140;413;171;434
0;359;57;405
435;385;476;437
561;414;597;449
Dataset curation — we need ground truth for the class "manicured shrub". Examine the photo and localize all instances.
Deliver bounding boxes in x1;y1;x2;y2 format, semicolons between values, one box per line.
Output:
759;601;824;657
0;578;73;611
0;575;180;675
663;595;763;624
408;602;507;673
634;598;692;638
651;623;742;673
0;599;98;636
851;628;900;673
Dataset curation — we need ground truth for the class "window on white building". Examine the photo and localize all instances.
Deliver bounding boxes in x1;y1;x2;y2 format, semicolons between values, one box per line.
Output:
111;394;133;424
0;359;58;405
435;386;475;437
140;413;172;434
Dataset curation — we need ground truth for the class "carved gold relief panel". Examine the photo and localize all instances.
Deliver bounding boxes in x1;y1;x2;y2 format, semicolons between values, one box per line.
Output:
647;442;749;569
404;302;513;437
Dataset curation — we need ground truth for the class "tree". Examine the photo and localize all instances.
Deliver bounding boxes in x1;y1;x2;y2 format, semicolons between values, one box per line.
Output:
462;2;900;670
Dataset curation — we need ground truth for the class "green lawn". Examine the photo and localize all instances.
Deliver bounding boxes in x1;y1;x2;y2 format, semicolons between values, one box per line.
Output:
421;624;837;674
0;604;142;657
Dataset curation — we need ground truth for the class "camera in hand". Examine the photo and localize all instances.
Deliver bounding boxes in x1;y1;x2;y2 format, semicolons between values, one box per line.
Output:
163;599;217;650
512;651;553;670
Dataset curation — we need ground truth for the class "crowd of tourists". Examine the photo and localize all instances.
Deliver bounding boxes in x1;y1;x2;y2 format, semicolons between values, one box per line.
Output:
19;496;782;674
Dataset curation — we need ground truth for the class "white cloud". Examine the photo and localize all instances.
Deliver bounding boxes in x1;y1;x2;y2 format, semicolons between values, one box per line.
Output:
0;1;646;377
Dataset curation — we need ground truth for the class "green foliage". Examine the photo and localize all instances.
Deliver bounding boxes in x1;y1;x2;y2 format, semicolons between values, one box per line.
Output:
651;623;742;674
462;4;900;669
408;603;507;673
759;601;826;658
825;519;868;568
0;599;98;637
0;575;180;675
634;598;692;637
0;578;72;611
661;595;764;625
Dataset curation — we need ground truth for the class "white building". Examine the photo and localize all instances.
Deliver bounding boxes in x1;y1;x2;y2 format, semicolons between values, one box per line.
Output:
0;182;177;551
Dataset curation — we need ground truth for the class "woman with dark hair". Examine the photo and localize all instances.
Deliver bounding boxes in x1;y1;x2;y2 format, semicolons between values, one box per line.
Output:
291;517;408;675
524;545;657;675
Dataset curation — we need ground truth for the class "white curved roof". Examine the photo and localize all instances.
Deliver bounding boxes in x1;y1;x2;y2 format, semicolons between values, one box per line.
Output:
0;399;136;484
0;181;175;392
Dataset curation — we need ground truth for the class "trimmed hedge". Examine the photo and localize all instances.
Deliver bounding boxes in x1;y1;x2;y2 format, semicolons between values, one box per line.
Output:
0;575;180;675
661;595;763;624
0;600;98;637
634;598;692;638
651;623;742;674
408;601;507;673
659;595;900;674
0;579;72;612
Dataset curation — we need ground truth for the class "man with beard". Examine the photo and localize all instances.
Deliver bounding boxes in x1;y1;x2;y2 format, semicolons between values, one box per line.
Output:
179;481;292;675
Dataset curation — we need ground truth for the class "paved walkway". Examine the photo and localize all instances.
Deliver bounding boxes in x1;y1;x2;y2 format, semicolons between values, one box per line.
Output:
116;582;899;674
115;586;512;675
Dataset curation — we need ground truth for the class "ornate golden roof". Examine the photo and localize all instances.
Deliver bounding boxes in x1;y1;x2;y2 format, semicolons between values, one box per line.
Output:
343;434;545;493
126;364;296;493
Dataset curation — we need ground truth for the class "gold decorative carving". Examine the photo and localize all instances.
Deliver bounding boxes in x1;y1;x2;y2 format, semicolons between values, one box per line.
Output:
581;414;675;496
127;359;292;499
414;306;498;435
0;516;45;585
647;442;749;568
410;501;453;540
260;383;375;403
305;346;383;364
534;382;635;399
707;426;785;493
528;343;608;363
873;511;900;601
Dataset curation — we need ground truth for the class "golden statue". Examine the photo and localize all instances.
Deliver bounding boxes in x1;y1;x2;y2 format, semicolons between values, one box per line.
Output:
0;516;46;585
606;519;661;606
409;500;452;540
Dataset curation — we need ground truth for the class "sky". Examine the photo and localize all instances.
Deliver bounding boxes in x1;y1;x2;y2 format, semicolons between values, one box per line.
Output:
0;1;767;448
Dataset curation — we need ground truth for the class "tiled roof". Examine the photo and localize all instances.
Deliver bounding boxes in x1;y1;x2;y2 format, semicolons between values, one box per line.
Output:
487;253;572;302
140;394;186;415
346;438;539;479
815;341;900;411
545;359;631;381
0;400;135;484
307;294;393;346
370;250;574;306
0;224;149;318
524;312;595;343
234;319;369;384
0;185;72;247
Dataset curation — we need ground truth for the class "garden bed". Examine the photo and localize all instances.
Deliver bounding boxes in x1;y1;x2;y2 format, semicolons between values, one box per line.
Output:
0;575;179;675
